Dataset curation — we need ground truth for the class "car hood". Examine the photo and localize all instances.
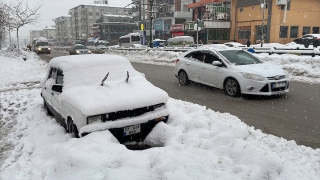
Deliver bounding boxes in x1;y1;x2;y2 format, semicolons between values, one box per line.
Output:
233;63;286;77
60;76;169;116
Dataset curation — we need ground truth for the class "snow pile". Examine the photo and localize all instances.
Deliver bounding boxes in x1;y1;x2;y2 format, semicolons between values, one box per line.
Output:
1;97;320;179
0;50;47;92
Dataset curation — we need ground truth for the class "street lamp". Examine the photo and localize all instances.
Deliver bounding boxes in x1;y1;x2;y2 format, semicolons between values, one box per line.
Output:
149;0;154;48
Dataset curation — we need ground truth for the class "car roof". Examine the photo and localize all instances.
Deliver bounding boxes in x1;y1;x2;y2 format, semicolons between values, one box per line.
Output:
48;54;137;89
196;44;239;51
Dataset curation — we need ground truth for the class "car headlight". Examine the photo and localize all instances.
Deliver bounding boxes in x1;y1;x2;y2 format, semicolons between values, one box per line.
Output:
88;51;91;53
241;72;265;81
76;50;80;53
48;48;51;50
38;48;41;50
87;115;101;124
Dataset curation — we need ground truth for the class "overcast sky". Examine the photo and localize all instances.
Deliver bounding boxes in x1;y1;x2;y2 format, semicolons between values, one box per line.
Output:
4;0;132;41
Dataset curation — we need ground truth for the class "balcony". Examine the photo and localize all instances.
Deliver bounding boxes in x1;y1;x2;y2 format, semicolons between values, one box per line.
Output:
156;12;174;18
204;20;230;28
157;0;174;5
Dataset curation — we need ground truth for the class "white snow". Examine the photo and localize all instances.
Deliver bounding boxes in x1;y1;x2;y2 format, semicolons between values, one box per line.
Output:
0;48;320;179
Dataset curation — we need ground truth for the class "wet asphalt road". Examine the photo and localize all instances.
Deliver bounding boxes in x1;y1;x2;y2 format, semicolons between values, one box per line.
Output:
39;52;320;149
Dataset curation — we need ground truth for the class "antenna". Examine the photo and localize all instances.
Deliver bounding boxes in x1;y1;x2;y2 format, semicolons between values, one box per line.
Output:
126;71;129;83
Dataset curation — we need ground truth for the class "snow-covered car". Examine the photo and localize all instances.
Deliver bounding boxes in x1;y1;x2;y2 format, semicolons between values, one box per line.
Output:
174;46;290;97
69;44;92;55
223;42;246;48
41;54;169;142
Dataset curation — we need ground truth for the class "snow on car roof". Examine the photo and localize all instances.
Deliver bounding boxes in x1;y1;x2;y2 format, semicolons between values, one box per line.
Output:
47;54;169;115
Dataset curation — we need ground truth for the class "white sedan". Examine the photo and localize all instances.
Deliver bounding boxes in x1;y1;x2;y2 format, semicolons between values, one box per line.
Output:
41;54;169;142
174;45;290;97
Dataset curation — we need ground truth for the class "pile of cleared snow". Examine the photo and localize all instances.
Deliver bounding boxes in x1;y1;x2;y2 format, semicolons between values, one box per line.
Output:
1;97;320;179
0;50;47;91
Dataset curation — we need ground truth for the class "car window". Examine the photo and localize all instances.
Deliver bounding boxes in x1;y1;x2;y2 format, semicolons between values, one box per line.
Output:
219;50;263;65
185;51;204;62
204;53;220;64
75;45;87;49
56;69;64;84
49;68;57;79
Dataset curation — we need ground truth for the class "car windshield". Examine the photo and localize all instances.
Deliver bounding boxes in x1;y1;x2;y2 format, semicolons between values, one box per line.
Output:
75;45;87;49
219;50;263;65
37;42;49;46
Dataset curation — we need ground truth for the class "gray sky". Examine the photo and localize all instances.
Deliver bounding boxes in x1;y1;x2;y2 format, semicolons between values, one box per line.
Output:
4;0;132;40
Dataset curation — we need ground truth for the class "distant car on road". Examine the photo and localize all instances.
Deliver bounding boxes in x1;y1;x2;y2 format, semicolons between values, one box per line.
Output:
174;45;290;97
224;42;246;48
69;44;92;55
41;54;169;143
293;34;320;46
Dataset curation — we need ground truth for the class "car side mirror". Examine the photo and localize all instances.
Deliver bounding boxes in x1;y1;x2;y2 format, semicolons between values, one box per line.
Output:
52;84;63;93
212;61;222;66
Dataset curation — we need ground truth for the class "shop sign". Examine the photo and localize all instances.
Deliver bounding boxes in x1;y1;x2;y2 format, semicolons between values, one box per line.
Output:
170;24;184;31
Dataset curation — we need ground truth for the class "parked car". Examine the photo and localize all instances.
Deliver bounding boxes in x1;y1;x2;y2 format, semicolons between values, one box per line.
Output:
293;34;320;47
174;45;290;97
41;54;169;142
69;44;92;55
223;42;246;48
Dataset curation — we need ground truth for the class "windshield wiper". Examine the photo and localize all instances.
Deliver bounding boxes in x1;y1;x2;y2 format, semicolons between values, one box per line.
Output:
100;72;109;86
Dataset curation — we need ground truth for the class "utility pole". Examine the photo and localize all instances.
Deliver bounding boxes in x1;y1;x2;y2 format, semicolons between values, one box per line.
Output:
196;19;199;49
261;0;267;47
149;0;154;48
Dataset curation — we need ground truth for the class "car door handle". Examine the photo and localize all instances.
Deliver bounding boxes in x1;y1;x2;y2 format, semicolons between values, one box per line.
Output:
201;66;206;69
51;92;54;95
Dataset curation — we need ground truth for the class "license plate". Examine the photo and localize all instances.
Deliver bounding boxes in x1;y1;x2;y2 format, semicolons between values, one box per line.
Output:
272;82;286;88
123;124;141;136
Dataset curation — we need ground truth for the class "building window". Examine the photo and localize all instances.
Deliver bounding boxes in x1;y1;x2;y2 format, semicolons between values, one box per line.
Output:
96;12;99;16
312;27;319;34
303;27;310;35
240;7;243;12
279;26;288;38
290;26;298;38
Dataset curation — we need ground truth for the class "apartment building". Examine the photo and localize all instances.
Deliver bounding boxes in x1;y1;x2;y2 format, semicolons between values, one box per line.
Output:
53;16;72;46
231;0;320;44
68;2;132;43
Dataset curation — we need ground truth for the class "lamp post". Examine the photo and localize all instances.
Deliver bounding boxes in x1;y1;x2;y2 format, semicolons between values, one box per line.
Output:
149;0;154;48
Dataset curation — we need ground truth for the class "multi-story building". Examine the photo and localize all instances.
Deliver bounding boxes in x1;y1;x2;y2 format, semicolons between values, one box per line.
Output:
68;1;132;43
29;30;44;44
43;27;56;44
230;0;320;44
185;0;320;45
53;16;72;46
92;14;138;45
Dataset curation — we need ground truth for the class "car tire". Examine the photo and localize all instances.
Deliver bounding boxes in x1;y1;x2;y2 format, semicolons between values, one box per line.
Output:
178;70;189;85
224;78;241;97
43;98;53;115
67;118;80;138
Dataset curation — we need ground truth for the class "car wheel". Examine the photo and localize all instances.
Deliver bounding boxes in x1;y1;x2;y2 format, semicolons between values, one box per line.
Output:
43;98;53;115
224;78;241;97
67;118;79;138
178;70;189;85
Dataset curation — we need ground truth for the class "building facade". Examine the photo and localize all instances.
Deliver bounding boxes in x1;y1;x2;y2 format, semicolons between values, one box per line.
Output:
53;16;72;46
68;3;132;43
231;0;320;44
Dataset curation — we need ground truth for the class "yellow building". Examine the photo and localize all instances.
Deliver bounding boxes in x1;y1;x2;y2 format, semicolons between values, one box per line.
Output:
230;0;320;44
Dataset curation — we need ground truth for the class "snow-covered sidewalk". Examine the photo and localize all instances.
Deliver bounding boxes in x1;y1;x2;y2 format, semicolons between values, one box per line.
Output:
0;49;320;180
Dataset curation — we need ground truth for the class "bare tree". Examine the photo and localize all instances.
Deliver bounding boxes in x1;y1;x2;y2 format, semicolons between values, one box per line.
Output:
7;0;42;50
0;0;10;49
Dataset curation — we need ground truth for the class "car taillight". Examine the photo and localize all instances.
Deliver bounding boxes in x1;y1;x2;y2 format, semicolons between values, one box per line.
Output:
174;59;179;64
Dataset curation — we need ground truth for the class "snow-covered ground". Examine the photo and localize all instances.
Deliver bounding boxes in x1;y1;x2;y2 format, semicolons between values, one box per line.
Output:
0;49;320;179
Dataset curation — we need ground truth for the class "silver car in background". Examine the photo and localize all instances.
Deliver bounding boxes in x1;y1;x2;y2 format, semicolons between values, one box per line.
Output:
174;45;290;97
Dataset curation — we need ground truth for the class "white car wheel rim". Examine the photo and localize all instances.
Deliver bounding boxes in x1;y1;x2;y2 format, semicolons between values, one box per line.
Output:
226;79;238;95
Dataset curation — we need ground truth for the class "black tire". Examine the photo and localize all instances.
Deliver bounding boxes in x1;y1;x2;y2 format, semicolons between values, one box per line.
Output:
43;98;53;115
178;70;189;85
67;119;80;138
224;78;241;97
